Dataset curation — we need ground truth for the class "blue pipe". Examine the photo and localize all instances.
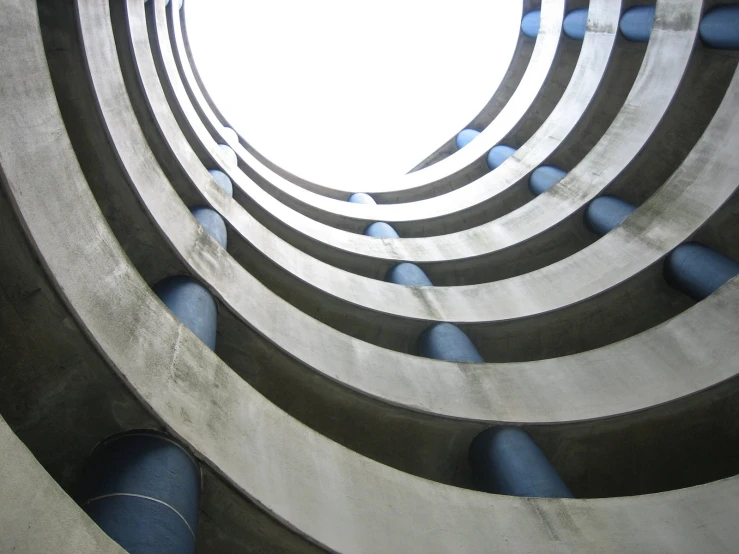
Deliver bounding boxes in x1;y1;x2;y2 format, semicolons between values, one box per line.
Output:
218;144;237;166
79;431;200;554
619;5;655;42
664;243;739;301
364;221;400;238
584;196;636;236
386;263;433;286
563;8;588;40
456;129;481;149
153;276;218;350
470;427;573;498
700;5;739;50
207;169;233;197
487;145;516;170
190;206;227;249
348;192;376;205
521;10;541;38
417;322;484;363
529;165;567;196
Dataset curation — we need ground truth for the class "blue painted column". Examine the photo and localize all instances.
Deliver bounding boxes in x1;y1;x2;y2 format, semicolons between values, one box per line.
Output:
363;221;400;238
700;5;739;50
79;431;200;554
221;126;239;144
208;169;234;197
664;243;739;300
348;192;376;205
456;129;480;149
486;144;516;170
529;165;567;196
619;5;655;42
218;144;237;166
417;322;483;363
470;427;573;497
153;276;218;350
584;195;636;236
521;10;541;38
564;8;588;40
386;262;433;286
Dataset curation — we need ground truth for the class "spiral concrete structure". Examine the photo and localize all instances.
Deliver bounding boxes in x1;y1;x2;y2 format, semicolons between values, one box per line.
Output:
1;0;738;552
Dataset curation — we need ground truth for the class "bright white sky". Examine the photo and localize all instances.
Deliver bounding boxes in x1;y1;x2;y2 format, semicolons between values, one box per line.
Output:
185;1;522;185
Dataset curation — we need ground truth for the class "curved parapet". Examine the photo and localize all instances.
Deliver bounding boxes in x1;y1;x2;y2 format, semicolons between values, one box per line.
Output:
2;0;739;552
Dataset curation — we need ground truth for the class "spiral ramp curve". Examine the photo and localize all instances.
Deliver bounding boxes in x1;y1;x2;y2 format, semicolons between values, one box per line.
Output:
1;0;739;552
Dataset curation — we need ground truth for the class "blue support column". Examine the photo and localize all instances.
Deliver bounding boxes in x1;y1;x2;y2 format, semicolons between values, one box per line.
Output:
487;145;516;170
529;165;567;196
221;126;239;144
664;243;739;301
218;144;237;166
584;195;636;236
700;5;739;50
417;322;484;363
190;206;227;248
564;8;588;40
619;5;655;42
208;169;233;197
348;192;376;205
386;262;433;286
79;431;200;554
153;276;218;351
456;129;481;149
363;221;400;238
470;427;573;498
521;10;541;38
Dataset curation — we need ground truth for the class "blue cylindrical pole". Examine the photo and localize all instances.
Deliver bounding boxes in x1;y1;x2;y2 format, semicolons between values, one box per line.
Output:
584;195;636;236
348;192;376;205
218;144;237;166
417;322;484;363
363;221;400;238
619;5;655;42
521;10;541;38
208;169;233;197
564;8;588;40
700;5;739;50
456;129;481;149
153;276;218;351
79;431;200;554
529;165;567;196
664;243;739;301
386;262;433;286
487;145;516;170
190;206;227;248
470;426;573;498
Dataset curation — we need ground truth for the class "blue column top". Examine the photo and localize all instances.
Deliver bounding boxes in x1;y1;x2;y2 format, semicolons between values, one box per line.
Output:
417;323;484;363
619;5;655;42
386;263;433;286
521;10;541;38
700;5;739;50
190;206;227;249
487;145;516;170
364;222;400;238
664;243;739;301
208;169;233;197
218;144;237;166
470;427;573;498
456;129;481;149
79;431;200;554
529;165;567;196
153;276;218;351
347;193;376;205
584;195;636;236
563;8;588;40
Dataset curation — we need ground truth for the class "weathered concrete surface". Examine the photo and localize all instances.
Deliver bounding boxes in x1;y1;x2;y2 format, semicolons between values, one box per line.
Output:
114;0;736;369
85;0;739;488
155;0;731;294
0;417;125;554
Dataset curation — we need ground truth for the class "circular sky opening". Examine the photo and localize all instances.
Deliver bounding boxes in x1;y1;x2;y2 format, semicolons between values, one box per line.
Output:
186;0;523;186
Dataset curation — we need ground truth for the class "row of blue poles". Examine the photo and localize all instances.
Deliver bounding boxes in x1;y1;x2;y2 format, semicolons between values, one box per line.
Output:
522;5;739;47
349;192;573;497
78;138;238;553
460;5;739;157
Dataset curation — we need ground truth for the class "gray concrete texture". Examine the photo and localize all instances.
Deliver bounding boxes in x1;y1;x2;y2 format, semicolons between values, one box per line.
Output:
1;0;738;552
